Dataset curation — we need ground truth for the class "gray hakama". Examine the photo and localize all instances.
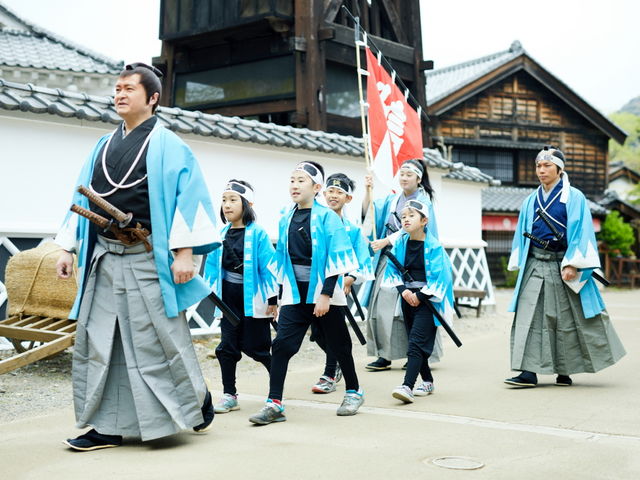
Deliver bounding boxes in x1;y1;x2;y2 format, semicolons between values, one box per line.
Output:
366;255;442;361
511;247;626;375
72;236;207;441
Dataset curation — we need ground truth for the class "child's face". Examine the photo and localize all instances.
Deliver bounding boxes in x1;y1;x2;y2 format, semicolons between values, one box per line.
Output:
222;192;244;224
401;208;428;234
323;186;352;212
398;169;420;192
290;171;320;205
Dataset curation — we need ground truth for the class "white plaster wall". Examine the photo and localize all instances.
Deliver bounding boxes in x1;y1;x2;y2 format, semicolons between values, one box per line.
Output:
0;111;486;247
0;113;112;235
436;180;485;248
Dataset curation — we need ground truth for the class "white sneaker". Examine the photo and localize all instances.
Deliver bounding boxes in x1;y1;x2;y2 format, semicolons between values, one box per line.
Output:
414;381;435;396
392;385;414;404
214;393;239;413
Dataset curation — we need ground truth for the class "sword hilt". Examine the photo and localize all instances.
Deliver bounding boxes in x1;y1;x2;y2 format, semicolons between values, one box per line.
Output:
523;232;549;249
77;185;133;228
70;204;111;230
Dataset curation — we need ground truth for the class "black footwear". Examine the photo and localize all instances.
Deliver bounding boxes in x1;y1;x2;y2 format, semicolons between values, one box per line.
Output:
365;357;391;371
556;375;573;386
504;372;538;387
402;361;408;370
193;390;215;432
63;429;122;452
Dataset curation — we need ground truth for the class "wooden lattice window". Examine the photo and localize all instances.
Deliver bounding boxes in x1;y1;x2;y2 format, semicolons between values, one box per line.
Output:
491;97;514;120
516;98;538;123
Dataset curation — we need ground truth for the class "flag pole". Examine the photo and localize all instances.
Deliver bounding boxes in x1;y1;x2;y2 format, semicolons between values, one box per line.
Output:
354;16;377;240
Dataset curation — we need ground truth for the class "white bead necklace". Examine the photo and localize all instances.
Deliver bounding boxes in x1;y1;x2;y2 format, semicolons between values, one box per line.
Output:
90;123;158;198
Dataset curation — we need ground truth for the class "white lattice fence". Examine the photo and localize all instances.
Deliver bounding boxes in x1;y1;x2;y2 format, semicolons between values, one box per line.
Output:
446;247;495;307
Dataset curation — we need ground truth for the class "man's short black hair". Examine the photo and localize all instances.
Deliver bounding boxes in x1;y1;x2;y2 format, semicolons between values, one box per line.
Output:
119;63;162;113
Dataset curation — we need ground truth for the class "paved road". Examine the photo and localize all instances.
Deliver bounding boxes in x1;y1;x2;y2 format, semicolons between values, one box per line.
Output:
1;289;638;479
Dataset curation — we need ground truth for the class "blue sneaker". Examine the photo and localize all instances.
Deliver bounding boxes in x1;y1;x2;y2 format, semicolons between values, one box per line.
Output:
214;393;239;413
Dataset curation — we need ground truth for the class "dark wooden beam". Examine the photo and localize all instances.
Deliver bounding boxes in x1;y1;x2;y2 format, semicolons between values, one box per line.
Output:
332;24;414;63
295;0;327;130
379;0;408;44
202;99;296;117
405;0;428;145
323;0;343;22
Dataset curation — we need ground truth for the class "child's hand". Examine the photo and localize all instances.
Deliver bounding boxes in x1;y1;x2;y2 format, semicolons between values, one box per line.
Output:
402;290;420;307
265;304;278;318
313;294;331;317
343;275;355;295
370;237;390;251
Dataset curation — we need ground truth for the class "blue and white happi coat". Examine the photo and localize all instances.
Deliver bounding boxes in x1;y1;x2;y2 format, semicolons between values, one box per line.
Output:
272;200;359;306
361;189;439;307
343;216;375;284
381;231;455;327
507;175;605;318
202;222;278;318
55;125;221;319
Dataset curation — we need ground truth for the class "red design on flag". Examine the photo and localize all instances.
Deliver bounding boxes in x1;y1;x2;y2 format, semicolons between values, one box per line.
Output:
366;47;423;191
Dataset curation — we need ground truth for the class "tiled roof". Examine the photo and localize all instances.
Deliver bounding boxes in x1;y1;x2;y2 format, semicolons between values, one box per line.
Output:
0;77;498;186
600;190;640;214
482;186;608;216
426;41;523;106
0;3;122;74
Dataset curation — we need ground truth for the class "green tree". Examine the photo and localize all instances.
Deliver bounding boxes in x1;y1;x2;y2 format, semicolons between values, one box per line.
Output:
599;211;635;257
608;112;640;171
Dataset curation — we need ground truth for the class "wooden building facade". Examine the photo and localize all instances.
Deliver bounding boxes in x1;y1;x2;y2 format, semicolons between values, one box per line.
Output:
426;42;627;284
153;0;429;138
427;41;626;198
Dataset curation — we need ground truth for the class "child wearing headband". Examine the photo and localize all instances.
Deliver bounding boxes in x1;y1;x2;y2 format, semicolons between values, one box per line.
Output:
249;162;365;425
203;179;278;414
382;200;454;404
308;173;374;394
361;158;441;372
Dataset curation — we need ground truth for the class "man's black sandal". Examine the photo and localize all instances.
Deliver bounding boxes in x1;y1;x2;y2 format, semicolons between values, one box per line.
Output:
63;429;122;451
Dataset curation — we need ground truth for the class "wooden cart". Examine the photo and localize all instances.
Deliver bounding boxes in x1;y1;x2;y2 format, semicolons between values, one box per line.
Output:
0;315;76;374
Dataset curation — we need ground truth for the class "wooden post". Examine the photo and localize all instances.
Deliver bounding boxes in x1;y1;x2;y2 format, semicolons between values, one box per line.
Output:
294;0;326;130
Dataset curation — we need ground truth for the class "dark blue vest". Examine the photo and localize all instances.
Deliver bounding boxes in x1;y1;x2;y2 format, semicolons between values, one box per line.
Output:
530;179;567;251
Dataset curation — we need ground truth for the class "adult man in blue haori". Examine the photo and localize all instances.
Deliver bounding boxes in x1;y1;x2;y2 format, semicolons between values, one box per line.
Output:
505;146;625;388
55;63;219;450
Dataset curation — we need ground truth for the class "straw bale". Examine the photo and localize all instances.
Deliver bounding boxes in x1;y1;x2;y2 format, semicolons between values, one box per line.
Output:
5;242;77;319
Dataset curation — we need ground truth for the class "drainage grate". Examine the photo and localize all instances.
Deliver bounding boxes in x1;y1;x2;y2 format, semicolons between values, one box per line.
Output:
429;456;485;470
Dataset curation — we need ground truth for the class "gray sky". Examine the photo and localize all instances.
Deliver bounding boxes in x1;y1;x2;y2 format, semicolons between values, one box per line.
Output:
3;0;638;114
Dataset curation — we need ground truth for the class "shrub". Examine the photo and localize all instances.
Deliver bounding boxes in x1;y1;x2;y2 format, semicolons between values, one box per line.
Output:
500;255;519;287
599;211;635;257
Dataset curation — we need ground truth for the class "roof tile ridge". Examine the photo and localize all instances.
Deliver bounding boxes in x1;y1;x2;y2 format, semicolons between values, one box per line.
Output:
428;47;517;76
28;24;124;69
0;3;123;70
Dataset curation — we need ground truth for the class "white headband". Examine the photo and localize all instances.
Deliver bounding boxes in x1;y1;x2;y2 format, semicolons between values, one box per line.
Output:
399;162;423;179
223;181;254;203
294;162;324;185
325;177;353;195
535;150;565;170
402;199;429;219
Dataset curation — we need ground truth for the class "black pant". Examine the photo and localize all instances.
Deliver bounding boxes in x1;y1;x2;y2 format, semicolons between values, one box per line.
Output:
268;282;358;400
216;280;271;395
401;291;437;389
310;323;339;378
